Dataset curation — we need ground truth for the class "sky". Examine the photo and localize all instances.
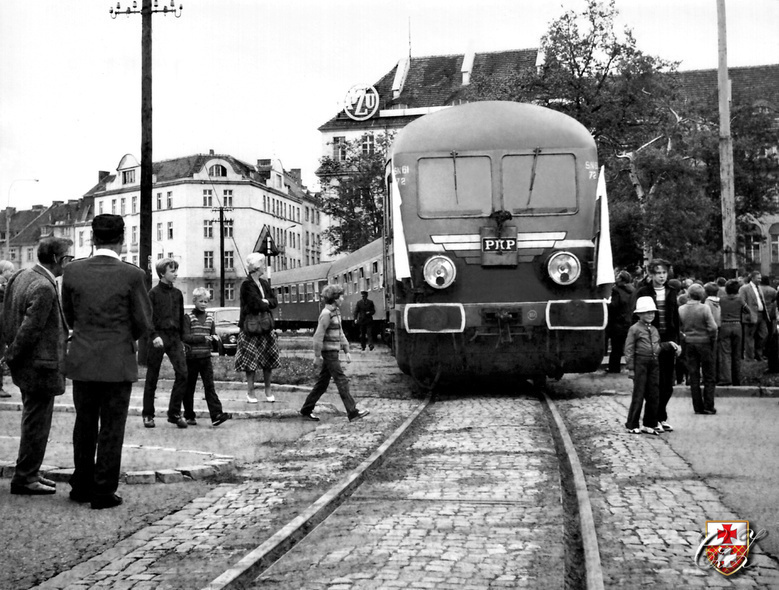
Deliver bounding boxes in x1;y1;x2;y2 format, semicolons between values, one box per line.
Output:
1;0;778;211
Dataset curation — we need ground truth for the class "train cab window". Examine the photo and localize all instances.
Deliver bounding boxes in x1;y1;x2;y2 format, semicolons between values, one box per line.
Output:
418;156;491;217
502;154;577;214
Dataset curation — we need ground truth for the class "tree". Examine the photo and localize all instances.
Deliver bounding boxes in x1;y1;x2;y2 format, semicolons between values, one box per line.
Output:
316;133;391;255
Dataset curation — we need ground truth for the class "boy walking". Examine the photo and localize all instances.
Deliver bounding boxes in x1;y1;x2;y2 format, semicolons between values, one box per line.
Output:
624;296;680;435
182;288;232;427
142;258;188;429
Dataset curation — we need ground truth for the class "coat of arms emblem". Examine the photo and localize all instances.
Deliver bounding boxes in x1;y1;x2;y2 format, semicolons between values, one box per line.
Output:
704;520;751;576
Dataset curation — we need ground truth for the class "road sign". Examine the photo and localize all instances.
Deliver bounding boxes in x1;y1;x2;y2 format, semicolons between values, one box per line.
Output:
254;225;279;256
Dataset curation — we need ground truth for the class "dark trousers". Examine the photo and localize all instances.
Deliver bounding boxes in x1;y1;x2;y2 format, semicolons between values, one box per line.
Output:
743;315;768;360
657;342;676;423
12;391;55;485
184;357;223;421
607;329;627;372
686;341;716;412
718;322;742;385
358;320;374;350
143;332;188;419
71;381;132;498
301;350;357;417
626;357;659;429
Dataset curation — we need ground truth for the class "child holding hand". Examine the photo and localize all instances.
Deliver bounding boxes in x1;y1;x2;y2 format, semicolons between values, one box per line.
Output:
624;296;680;435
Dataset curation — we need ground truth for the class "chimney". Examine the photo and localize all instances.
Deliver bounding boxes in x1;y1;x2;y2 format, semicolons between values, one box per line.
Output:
289;168;302;183
392;57;410;99
98;171;110;182
52;201;63;206
209;149;215;155
461;50;475;86
535;49;546;74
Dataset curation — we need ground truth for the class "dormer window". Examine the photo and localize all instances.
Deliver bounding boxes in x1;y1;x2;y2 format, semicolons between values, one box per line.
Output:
122;170;136;184
209;164;227;177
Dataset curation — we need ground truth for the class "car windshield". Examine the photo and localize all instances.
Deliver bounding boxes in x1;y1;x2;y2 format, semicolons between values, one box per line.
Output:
213;309;240;324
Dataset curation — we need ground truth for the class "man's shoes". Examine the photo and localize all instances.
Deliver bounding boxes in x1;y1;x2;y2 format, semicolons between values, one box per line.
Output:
211;413;232;427
39;476;56;487
640;425;659;436
369;345;374;351
265;394;276;403
300;411;320;421
348;409;370;422
167;415;187;428
703;409;717;415
186;418;197;426
659;421;673;432
143;416;155;428
11;481;56;495
69;489;91;503
91;493;123;510
0;389;11;398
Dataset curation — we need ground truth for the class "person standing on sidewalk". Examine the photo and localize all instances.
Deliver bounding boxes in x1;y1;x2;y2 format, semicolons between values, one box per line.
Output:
142;258;188;429
182;288;232;427
3;238;72;495
633;259;680;432
606;270;634;373
739;270;770;361
62;214;153;509
0;259;17;398
299;284;369;423
353;290;376;351
718;279;749;386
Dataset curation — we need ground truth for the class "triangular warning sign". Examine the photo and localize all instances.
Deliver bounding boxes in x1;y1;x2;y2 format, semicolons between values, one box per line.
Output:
254;225;279;256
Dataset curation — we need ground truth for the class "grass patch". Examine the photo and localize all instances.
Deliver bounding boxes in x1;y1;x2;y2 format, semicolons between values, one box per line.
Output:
142;352;316;384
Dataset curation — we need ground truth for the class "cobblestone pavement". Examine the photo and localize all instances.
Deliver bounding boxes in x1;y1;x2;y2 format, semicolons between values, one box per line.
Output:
557;393;779;588
250;395;565;589
27;396;419;590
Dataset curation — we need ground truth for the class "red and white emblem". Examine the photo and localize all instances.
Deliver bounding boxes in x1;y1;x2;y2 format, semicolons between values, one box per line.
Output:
704;520;750;576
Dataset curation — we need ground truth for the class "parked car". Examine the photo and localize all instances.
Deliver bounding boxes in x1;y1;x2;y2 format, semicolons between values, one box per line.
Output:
183;305;241;356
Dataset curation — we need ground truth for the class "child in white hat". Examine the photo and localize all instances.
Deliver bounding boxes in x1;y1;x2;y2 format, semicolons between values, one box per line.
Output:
624;296;680;435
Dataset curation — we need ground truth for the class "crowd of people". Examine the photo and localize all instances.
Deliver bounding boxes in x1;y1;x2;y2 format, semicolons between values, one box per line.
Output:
2;214;370;508
608;258;777;435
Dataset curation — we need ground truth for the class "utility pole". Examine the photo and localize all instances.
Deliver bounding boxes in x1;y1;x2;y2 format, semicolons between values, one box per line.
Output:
211;205;233;306
111;0;182;288
717;0;737;277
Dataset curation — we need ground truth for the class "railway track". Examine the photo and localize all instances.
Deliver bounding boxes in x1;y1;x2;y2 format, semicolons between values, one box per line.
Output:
202;386;603;590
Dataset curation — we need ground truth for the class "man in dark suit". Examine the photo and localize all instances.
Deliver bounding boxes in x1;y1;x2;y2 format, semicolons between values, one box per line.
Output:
739;270;770;361
353;290;376;351
62;215;152;509
3;238;73;495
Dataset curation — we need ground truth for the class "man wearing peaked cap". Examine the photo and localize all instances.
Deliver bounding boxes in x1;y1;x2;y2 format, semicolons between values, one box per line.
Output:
61;214;153;509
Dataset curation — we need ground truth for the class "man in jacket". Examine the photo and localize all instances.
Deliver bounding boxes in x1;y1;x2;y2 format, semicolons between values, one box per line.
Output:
62;215;153;509
739;271;770;361
353;290;376;351
4;238;73;495
633;259;680;432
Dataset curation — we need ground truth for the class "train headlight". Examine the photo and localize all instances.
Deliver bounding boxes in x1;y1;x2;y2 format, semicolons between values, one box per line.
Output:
547;251;581;286
423;255;456;289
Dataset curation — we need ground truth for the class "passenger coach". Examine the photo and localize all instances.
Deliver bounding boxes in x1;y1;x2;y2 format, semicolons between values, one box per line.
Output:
384;101;613;385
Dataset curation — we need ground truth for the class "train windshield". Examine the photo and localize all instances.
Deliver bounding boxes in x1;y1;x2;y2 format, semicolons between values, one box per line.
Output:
503;153;577;214
417;156;491;217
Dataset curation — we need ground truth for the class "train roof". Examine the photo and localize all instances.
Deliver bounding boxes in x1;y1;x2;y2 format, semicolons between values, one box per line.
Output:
328;238;383;276
271;262;331;285
390;101;595;156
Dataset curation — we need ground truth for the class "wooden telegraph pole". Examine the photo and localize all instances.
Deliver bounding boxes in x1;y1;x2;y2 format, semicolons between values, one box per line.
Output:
717;0;737;277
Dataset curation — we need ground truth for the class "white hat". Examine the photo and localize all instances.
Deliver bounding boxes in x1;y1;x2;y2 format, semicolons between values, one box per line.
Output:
634;296;657;314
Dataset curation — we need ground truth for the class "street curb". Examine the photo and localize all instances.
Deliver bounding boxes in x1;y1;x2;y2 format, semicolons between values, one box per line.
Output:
201;394;432;590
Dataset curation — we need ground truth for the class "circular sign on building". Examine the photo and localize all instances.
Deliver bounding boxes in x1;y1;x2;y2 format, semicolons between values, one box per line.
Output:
343;85;380;121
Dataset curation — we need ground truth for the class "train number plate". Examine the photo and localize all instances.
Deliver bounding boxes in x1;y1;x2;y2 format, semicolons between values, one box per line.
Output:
482;238;517;252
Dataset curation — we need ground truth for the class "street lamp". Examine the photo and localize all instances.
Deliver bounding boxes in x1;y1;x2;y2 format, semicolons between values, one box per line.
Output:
5;179;38;259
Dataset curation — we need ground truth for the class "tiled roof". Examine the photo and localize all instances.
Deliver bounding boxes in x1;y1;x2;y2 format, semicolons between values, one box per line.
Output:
13;201;88;245
673;64;779;111
153;154;256;182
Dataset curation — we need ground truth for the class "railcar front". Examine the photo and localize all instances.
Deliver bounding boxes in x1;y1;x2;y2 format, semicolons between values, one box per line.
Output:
384;101;612;383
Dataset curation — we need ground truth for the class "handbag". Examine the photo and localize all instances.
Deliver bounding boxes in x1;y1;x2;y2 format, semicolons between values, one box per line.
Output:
244;311;274;334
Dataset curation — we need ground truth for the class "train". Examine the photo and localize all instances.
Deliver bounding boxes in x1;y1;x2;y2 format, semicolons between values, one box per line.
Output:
272;101;614;386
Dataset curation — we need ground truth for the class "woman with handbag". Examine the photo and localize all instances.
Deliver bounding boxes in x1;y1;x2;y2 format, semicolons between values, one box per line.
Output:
235;253;280;403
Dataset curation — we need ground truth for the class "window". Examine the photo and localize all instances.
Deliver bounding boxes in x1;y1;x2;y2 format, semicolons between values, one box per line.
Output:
79;231;84;247
132;255;138;265
372;261;379;274
224;219;233;238
208;164;227;177
205;282;214;300
223;190;233;208
167;191;172;209
744;234;761;265
362;133;374;155
224;250;234;269
263;195;267;211
204;251;214;269
203;190;213;207
132;196;137;214
157;252;164;260
111;199;117;215
99;201;104;215
168;252;173;259
156;193;162;210
204;220;213;238
418;155;492;217
156;223;162;241
305;207;310;222
27;247;33;262
316;211;320;225
333;136;346;161
225;281;235;301
132;226;138;244
167;222;173;240
120;198;126;215
503;154;577;215
122;169;135;184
